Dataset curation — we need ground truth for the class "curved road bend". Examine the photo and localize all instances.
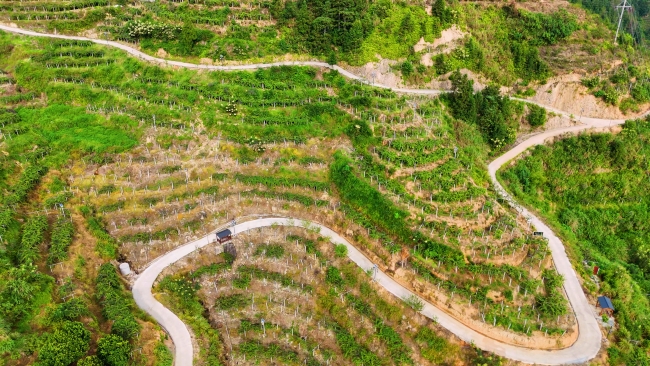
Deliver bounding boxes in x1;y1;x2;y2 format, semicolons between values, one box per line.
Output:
1;23;645;365
136;217;597;366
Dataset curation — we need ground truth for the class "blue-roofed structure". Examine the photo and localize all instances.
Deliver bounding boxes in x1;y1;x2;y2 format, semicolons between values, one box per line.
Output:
597;296;614;316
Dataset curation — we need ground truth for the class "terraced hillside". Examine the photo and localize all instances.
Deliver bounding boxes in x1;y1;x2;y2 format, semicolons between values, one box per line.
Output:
155;227;470;365
0;27;599;365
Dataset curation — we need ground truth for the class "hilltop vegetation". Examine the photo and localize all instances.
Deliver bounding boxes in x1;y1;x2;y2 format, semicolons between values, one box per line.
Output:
0;0;642;89
500;120;650;365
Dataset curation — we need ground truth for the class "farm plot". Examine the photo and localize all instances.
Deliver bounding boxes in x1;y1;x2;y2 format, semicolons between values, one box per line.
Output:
0;33;575;360
154;225;470;365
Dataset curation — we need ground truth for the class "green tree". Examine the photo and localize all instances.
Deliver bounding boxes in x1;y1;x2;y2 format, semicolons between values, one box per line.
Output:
327;51;338;65
448;70;477;124
38;321;90;366
77;356;103;366
399;12;415;37
476;85;515;149
527;104;547;127
401;61;414;77
97;334;131;366
432;0;452;25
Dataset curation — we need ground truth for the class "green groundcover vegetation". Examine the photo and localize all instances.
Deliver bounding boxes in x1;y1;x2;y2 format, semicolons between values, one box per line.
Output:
500;119;650;365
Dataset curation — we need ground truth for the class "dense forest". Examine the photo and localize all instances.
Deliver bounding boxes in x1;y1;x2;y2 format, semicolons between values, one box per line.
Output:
500;119;650;365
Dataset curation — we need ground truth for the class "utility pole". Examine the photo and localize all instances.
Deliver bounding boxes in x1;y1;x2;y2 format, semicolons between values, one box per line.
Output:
614;0;632;44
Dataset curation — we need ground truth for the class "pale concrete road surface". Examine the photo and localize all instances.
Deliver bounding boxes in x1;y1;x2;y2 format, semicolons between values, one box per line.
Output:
1;23;644;366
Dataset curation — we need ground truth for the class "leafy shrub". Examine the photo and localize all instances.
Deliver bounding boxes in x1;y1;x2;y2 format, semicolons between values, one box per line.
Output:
403;294;424;311
214;294;249;310
39;321;90;366
594;85;619;105
47;216;74;265
161;165;181;174
97;334;131;366
254;244;285;258
77;356;103;366
47;297;90;323
581;77;600;88
401;61;414;77
233;275;251;289
95;264;140;340
0;264;53;324
334;244;348;258
325;266;345;287
526;104;546;127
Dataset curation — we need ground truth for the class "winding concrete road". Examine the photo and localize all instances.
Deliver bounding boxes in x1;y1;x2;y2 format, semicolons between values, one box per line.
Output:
0;23;647;122
1;23;645;365
135;216;599;366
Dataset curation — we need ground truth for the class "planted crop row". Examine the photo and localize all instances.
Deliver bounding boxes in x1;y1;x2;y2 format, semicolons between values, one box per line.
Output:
430;186;487;203
235;173;329;191
0;92;37;104
237;265;313;292
33;49;105;61
80;206;119;258
47;216;74;265
4;164;48;205
0;75;14;84
161;0;273;6
42;58;115;68
377;146;449;167
345;293;413;364
6;11;80;20
162;8;271;25
47;40;94;48
120;226;176;244
241;189;329;207
0;0;108;12
95;263;141;340
389;138;441;152
238;341;300;364
51;76;332;111
330;324;381;366
16;215;48;265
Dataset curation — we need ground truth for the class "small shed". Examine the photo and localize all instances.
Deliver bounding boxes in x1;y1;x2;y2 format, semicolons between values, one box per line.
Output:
597;296;615;316
216;229;232;244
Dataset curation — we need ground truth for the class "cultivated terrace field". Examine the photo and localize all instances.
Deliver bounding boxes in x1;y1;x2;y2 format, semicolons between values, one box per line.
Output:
0;27;586;364
1;0;650;361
